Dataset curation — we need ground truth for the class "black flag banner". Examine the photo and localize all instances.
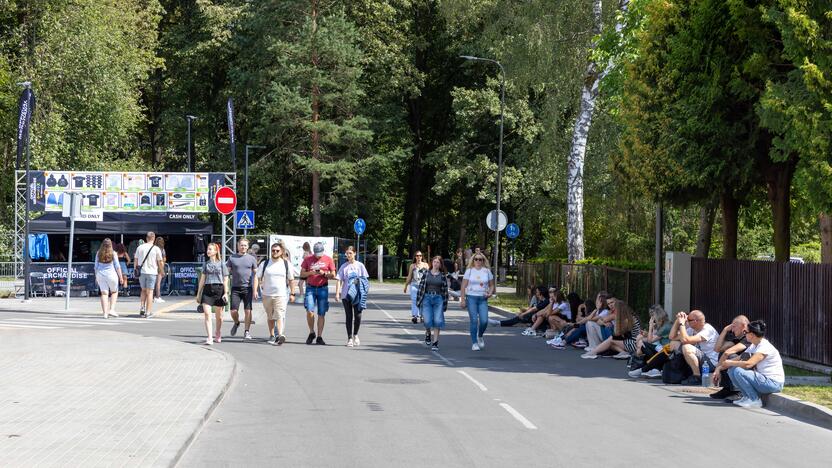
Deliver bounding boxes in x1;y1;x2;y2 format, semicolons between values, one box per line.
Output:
227;97;237;168
16;88;35;170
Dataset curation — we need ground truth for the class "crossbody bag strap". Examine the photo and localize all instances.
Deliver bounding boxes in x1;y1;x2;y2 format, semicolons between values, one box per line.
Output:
138;246;155;270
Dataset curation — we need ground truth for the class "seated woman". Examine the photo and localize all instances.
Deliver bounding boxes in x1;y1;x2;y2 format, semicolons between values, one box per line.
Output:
522;289;564;336
628;304;671;377
714;320;784;408
581;299;641;359
559;292;611;349
490;286;549;328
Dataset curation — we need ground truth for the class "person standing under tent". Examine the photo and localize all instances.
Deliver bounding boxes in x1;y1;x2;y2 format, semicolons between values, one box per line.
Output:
153;236;167;303
134;232;164;318
95;238;124;319
460;252;495;351
227;238;258;340
195;242;229;345
114;243;131;295
416;256;449;351
403;251;429;323
255;240;296;346
300;242;336;345
335;246;370;347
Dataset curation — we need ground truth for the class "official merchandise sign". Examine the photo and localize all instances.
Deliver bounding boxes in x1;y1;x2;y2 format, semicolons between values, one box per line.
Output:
30;263;97;296
215;186;237;215
268;235;335;276
26;171;232;213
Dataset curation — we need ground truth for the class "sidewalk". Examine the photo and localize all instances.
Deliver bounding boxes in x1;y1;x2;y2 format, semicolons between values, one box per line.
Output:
0;328;236;467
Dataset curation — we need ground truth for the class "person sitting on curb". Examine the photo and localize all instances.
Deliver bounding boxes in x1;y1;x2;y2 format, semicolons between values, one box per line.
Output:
562;292;610;348
713;320;784;408
545;290;574;333
581;299;641;359
668;310;719;386
628;304;672;377
488;286;550;328
585;296;616;351
709;315;750;400
522;289;565;336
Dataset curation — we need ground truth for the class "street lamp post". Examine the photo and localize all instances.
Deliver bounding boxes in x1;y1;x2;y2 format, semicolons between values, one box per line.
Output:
460;55;506;282
243;145;265;237
186;115;197;172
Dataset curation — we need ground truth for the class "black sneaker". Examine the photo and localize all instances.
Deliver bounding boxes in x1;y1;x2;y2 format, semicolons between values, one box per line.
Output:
424;332;432;346
277;335;286;346
419;315;424;323
411;316;418;324
710;387;738;399
316;336;326;345
230;322;241;337
680;375;702;386
306;332;316;345
268;335;277;345
431;342;439;352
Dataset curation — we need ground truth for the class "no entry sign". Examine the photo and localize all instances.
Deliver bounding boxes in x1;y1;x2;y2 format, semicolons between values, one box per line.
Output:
214;186;237;215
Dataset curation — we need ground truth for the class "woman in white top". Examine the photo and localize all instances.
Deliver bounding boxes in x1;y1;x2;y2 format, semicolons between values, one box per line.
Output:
94;238;124;319
460;253;495;351
403;250;429;324
715;320;784;408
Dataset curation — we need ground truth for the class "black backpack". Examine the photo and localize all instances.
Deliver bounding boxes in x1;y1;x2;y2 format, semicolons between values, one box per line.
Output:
662;352;693;384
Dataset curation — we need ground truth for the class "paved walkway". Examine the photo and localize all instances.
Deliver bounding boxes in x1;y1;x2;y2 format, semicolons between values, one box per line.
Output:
0;328;235;467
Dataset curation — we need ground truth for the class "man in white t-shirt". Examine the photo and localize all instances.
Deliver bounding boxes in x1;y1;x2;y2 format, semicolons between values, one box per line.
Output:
134;232;164;318
254;242;296;345
669;309;719;385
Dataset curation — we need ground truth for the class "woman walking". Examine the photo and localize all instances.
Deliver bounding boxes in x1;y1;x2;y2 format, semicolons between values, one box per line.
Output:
115;242;131;295
336;246;370;347
403;250;429;323
95;239;124;318
153;237;167;303
195;242;229;345
460;252;495;351
416;256;449;351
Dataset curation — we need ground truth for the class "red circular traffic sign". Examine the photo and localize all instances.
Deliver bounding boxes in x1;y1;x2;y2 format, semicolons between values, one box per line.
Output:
214;186;237;215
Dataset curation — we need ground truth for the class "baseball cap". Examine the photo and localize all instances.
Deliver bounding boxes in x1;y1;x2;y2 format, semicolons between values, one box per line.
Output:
313;242;325;257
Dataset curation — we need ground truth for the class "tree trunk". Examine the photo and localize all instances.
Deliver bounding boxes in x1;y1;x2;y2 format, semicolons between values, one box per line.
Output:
695;197;717;258
821;213;832;264
765;158;796;263
310;0;321;236
720;193;739;259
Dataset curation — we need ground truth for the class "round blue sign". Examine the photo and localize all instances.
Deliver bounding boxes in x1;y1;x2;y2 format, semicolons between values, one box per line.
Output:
354;218;366;235
506;223;520;239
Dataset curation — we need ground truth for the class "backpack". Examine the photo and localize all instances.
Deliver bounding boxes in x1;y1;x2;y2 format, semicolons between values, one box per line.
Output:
662;351;693;384
259;257;291;289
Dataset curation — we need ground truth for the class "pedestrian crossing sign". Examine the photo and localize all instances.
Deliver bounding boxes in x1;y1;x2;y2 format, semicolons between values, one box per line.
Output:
236;210;255;230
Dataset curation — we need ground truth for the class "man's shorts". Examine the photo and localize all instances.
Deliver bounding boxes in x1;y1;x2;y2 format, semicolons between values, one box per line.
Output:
230;287;253;311
139;273;157;290
263;296;288;321
304;285;329;316
688;345;715;370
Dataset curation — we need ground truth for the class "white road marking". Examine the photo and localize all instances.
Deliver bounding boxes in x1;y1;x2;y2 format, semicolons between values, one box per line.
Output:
435;353;455;366
458;370;487;392
0;323;60;329
499;403;538;430
3;318;117;326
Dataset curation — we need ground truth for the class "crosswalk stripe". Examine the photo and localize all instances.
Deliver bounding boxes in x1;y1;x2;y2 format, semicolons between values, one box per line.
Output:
0;323;61;329
3;317;118;325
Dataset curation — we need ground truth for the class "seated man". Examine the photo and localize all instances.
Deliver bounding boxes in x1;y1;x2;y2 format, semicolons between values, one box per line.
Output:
668;310;719;386
714;320;784;408
710;315;750;399
523;289;563;336
488;286;549;328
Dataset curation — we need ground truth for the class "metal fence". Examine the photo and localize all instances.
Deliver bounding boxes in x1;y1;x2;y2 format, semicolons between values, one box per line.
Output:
516;262;655;318
0;262;22;296
691;258;832;366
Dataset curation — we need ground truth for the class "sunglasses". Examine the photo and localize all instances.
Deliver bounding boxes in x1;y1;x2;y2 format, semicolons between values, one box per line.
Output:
474;258;484;261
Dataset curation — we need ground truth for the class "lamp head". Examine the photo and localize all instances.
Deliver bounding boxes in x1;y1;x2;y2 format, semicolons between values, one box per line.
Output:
459;55;479;61
186;115;198;121
16;81;32;89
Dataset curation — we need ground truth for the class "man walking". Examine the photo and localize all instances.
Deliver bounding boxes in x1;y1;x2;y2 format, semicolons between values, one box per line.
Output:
227;238;258;340
300;242;335;345
134;232;164;318
254;241;295;345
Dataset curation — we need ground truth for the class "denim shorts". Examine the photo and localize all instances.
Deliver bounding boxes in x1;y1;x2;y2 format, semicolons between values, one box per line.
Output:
304;285;330;316
139;273;157;290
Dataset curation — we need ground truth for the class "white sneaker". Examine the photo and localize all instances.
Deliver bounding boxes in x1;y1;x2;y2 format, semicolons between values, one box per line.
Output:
204;338;213;345
581;352;598;359
644;369;662;378
244;331;253;340
628;368;643;378
736;398;763;408
584;346;594;352
347;338;354;347
477;336;485;349
613;352;631;360
733;397;750;406
521;328;535;336
353;336;360;347
487;318;500;326
109;310;119;317
471;343;481;351
154;297;165;303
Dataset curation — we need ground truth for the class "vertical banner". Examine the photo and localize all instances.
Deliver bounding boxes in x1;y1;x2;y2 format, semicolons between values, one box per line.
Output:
227;97;236;170
16;88;35;170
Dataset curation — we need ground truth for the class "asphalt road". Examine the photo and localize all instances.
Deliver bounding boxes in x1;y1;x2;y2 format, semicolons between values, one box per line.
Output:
3;286;831;467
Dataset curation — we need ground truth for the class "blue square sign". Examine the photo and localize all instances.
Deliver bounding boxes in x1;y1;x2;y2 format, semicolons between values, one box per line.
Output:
236;210;255;230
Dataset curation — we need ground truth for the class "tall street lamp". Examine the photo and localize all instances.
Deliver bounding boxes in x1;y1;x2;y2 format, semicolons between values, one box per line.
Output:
185;115;197;172
460;55;506;281
243;145;266;212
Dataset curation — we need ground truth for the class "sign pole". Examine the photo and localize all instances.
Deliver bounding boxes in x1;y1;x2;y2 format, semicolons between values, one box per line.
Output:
65;193;78;311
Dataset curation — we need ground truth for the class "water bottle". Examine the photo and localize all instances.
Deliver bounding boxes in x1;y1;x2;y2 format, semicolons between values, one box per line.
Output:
701;361;711;388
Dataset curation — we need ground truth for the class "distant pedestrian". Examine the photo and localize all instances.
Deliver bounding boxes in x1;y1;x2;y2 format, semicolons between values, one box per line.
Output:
196;242;229;345
403;250;429;323
95;238;124;319
301;242;336;345
114;242;131;292
416;256;449;351
336;246;370;347
460;252;495;351
134;231;164;317
153;237;167;303
255;240;295;346
298;241;313;302
227;238;258;340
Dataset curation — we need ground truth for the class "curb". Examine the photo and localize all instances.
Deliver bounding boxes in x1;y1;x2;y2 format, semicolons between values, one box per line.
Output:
488;304;514;318
172;347;238;467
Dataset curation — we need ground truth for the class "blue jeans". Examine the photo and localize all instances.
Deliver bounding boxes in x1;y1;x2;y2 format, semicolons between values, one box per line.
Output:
565;323;587;345
409;284;420;317
420;293;445;329
466;295;488;344
728;367;784;401
601;325;613;340
304;285;330;316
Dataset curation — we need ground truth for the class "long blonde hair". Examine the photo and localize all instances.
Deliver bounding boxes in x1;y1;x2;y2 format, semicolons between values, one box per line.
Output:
207;242;222;262
97;238;114;263
467;252;490;270
613;299;637;335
